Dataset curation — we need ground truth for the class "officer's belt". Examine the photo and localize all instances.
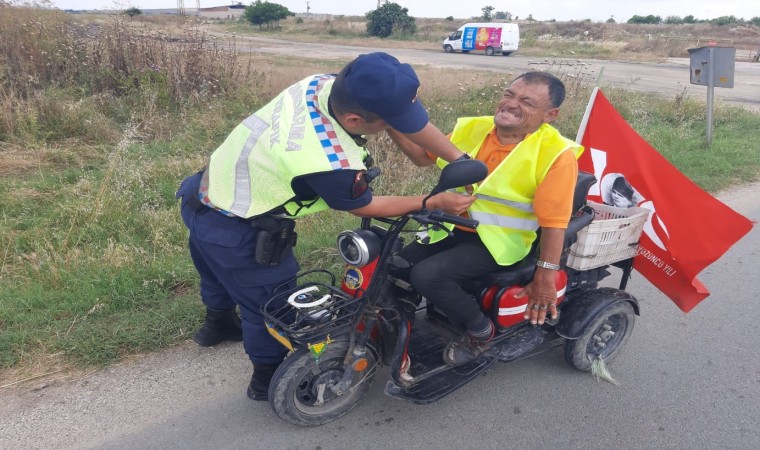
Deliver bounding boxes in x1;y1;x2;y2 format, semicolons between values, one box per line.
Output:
187;185;287;223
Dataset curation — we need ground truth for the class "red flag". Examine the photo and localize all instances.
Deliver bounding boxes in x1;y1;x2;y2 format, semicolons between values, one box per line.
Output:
575;88;753;312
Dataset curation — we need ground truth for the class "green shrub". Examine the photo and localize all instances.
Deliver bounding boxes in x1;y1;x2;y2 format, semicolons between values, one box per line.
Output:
366;2;416;38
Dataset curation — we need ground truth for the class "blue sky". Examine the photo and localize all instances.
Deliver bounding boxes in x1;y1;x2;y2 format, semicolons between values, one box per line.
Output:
50;0;757;22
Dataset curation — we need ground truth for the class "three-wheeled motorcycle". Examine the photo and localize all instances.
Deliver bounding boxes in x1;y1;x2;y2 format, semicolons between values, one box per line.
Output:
262;159;641;426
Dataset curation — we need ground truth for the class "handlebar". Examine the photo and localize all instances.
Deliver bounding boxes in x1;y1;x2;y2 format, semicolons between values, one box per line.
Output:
410;210;479;230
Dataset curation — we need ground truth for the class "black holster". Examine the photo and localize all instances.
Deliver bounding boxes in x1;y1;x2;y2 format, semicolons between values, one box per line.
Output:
252;216;297;266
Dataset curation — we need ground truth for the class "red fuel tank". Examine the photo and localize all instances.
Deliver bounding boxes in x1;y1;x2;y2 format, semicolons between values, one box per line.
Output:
479;270;568;329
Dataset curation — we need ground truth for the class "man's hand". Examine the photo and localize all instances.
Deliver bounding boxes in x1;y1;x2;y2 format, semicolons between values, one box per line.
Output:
516;269;558;325
427;192;476;215
516;227;565;325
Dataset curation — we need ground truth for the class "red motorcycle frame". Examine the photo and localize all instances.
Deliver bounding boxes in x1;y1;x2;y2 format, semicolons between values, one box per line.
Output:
263;160;639;426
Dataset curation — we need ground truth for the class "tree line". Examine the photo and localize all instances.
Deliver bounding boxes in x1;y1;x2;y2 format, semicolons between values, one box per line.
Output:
239;1;760;36
241;1;416;37
627;14;760;26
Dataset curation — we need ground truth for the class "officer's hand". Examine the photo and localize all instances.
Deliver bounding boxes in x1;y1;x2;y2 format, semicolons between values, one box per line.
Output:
428;192;475;215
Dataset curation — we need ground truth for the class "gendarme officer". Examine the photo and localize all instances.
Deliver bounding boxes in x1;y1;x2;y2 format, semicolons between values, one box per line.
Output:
176;52;475;401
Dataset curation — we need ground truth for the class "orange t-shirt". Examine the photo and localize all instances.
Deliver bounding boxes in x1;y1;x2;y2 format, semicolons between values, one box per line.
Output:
431;128;578;230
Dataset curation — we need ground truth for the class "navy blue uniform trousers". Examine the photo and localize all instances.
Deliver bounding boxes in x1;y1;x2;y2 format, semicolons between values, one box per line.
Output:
177;172;297;365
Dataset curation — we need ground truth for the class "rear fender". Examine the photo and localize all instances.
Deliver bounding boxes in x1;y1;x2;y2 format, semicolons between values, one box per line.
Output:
556;287;639;340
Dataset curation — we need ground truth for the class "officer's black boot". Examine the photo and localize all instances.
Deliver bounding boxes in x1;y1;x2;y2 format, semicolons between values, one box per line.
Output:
192;307;243;347
247;362;281;401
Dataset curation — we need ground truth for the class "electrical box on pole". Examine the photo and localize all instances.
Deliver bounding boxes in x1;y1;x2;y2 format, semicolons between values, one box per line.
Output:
688;45;736;146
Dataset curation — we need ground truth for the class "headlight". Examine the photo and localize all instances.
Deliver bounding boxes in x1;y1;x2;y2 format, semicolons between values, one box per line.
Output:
337;230;381;267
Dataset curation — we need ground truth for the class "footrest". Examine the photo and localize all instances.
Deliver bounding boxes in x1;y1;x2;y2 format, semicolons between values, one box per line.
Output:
404;316;457;373
384;356;495;404
490;326;544;362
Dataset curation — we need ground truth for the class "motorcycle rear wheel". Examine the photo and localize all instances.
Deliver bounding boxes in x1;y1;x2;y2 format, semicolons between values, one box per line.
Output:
268;339;377;426
563;301;635;371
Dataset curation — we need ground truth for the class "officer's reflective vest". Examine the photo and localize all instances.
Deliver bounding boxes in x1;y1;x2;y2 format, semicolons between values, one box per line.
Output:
427;117;583;265
206;75;368;218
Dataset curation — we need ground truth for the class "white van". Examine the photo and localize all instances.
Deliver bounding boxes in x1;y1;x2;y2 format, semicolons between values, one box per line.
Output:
442;22;520;56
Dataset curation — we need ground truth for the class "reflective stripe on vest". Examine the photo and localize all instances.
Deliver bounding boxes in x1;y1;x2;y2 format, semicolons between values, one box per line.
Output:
468;211;538;231
475;193;534;213
207;75;368;218
230;115;268;217
445;189;533;214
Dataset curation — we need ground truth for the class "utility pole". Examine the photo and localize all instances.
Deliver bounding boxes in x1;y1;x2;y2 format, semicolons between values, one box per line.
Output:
688;45;736;146
196;0;201;16
306;1;310;16
177;0;186;16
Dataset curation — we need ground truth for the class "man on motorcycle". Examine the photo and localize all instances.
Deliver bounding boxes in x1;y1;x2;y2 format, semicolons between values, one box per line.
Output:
176;52;476;401
388;72;583;365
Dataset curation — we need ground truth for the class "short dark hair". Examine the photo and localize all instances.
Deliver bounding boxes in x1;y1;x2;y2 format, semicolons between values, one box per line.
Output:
330;62;382;123
511;72;566;108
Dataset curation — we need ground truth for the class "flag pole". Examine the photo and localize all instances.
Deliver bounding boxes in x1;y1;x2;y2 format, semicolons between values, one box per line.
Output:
575;86;599;144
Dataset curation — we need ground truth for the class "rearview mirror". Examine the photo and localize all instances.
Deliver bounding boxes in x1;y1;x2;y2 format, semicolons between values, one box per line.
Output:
425;159;488;205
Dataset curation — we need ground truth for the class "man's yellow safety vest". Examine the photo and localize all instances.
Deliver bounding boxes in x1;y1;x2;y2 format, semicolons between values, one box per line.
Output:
206;75;368;218
427;116;583;265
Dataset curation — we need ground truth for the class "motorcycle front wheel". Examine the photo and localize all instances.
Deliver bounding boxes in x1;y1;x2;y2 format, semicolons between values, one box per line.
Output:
268;339;377;426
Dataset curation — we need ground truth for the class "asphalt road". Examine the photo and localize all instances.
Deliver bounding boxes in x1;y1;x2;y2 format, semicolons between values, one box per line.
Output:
2;42;759;449
227;35;760;109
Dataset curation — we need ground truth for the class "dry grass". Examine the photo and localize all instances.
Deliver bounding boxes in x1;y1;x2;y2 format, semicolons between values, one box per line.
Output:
0;6;259;144
0;144;44;176
0;142;107;177
506;21;760;60
0;353;85;390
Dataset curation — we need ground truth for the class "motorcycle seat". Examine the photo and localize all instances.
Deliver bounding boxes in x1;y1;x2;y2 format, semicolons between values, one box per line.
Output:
476;248;539;288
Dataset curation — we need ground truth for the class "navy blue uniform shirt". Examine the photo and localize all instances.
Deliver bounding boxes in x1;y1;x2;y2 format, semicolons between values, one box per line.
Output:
293;170;372;212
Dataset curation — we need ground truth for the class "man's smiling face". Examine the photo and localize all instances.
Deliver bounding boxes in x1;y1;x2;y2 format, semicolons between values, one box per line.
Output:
494;78;559;135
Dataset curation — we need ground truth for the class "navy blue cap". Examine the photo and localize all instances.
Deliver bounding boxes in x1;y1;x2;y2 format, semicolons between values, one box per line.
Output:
342;52;429;133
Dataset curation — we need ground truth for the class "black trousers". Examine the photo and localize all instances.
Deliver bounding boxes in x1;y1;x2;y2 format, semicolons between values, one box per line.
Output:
395;229;502;326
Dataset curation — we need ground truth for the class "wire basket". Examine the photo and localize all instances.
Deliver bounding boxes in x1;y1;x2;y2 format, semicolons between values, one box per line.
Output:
566;201;650;271
262;272;364;347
